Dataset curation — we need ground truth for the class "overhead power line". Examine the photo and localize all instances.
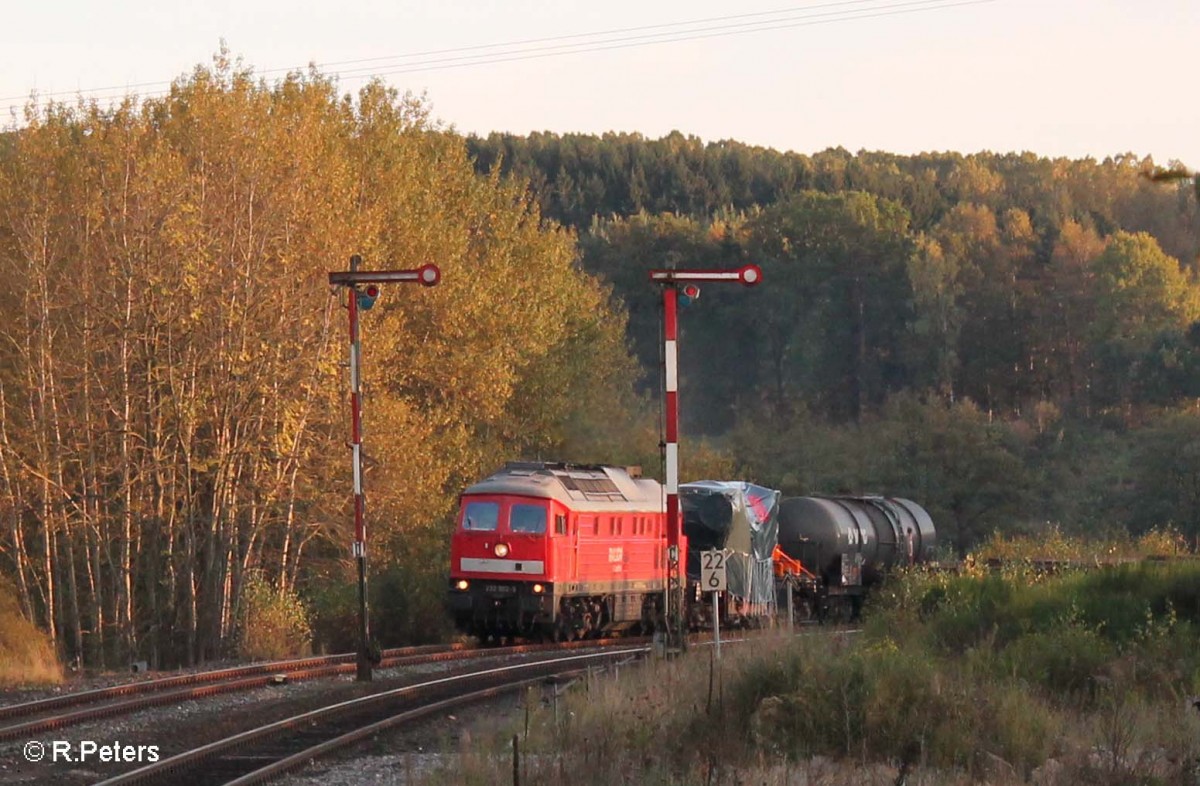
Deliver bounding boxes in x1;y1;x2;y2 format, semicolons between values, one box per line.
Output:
333;0;994;80
294;0;920;71
2;0;995;116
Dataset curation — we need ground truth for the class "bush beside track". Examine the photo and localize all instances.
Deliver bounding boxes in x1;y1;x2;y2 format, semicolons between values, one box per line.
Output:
0;578;61;688
423;560;1200;786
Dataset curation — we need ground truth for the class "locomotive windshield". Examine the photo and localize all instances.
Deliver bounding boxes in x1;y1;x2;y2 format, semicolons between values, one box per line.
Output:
462;500;499;531
510;504;547;534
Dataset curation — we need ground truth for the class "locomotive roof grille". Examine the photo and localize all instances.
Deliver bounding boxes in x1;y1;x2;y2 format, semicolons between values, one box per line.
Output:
462;461;655;505
559;475;622;498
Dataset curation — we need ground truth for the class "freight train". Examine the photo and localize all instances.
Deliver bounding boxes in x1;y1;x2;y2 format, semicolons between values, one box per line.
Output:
447;461;936;639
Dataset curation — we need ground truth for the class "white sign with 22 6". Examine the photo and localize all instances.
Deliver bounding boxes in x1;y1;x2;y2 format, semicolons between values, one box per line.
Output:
700;549;727;592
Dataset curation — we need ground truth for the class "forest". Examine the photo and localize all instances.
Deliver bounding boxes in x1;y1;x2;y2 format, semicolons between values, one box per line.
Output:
468;130;1200;550
1;57;1198;671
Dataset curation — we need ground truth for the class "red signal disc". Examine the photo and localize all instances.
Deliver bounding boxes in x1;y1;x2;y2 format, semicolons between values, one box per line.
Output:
739;264;762;287
418;264;441;287
365;285;380;298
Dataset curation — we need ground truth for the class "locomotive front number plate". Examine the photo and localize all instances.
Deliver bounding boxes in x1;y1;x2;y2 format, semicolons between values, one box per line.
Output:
460;558;545;574
484;584;516;594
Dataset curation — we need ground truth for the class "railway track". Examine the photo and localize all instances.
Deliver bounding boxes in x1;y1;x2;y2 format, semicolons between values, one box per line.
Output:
92;646;648;786
0;638;635;742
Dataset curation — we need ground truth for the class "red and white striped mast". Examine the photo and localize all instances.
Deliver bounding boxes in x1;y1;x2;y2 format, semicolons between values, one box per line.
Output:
329;254;441;681
648;263;762;649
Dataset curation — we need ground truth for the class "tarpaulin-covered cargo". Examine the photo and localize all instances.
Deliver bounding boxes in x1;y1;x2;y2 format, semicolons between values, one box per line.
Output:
680;481;780;608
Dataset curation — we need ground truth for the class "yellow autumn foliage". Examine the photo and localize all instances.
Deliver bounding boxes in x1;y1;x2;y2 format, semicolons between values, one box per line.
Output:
0;51;645;664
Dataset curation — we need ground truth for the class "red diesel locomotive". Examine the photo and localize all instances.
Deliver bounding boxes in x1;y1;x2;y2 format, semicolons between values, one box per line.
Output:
447;462;674;640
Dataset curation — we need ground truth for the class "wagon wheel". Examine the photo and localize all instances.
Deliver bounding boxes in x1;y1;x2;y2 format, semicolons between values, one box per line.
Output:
554;601;576;642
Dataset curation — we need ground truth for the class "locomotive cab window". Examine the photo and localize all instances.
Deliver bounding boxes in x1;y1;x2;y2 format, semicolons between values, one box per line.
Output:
554;514;567;535
462;501;499;531
510;504;547;534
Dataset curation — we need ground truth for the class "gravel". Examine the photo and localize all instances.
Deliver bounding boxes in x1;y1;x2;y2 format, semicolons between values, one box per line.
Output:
278;693;527;786
0;657;487;786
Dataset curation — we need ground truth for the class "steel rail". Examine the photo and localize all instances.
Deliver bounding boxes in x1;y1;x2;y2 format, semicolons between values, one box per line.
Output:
0;643;458;722
228;635;793;786
0;646;466;741
0;637;642;742
94;646;649;786
223;675;571;786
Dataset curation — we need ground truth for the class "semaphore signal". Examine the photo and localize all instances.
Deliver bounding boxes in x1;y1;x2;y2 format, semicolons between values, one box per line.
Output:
327;254;442;682
649;263;762;287
647;262;761;652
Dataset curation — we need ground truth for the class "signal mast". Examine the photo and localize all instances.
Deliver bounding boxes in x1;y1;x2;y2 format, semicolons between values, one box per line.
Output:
328;254;441;681
648;263;762;650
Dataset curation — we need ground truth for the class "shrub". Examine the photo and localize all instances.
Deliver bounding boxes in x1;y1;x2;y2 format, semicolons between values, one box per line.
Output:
737;636;1060;773
1137;526;1188;557
999;627;1114;699
924;574;1022;652
303;574;359;655
972;526;1191;564
425;560;1200;785
0;579;61;686
371;531;457;646
234;571;312;661
1064;562;1199;640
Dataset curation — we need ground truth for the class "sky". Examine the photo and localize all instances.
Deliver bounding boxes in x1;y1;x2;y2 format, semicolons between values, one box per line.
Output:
2;0;1197;166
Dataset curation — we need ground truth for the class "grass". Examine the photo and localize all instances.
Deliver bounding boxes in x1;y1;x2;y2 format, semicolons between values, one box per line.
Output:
973;525;1191;564
421;561;1200;785
0;580;61;688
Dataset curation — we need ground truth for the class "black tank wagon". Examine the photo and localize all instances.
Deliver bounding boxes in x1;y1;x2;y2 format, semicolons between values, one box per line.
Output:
775;495;937;620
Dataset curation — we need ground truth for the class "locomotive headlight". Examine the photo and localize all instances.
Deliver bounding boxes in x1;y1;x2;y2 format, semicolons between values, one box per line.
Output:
494;543;509;558
455;579;469;591
532;583;545;594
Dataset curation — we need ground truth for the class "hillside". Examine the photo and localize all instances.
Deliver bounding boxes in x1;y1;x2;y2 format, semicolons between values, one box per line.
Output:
469;131;1200;551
